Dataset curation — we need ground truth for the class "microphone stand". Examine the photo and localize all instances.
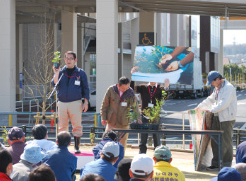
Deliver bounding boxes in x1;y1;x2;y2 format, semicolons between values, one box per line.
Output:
48;73;64;100
47;72;64;138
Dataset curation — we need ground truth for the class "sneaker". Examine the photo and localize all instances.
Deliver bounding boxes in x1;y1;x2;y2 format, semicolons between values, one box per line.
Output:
206;166;219;171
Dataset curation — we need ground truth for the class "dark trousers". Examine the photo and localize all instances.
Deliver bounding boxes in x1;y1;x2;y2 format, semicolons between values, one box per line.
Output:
139;116;160;153
211;116;235;167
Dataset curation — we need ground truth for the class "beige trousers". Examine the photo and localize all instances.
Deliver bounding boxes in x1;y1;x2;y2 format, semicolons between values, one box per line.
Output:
105;124;129;149
57;100;83;137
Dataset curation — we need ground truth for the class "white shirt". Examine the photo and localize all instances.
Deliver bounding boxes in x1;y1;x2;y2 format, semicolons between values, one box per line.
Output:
26;139;58;153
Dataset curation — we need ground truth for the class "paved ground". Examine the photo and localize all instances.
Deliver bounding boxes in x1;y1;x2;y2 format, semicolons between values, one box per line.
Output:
69;144;232;181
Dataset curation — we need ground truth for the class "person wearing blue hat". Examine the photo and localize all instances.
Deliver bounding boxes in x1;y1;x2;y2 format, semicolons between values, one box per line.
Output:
210;167;242;181
11;144;44;181
195;70;237;170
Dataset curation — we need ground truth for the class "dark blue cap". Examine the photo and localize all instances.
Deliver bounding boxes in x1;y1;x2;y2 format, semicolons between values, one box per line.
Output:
210;167;242;181
207;71;221;86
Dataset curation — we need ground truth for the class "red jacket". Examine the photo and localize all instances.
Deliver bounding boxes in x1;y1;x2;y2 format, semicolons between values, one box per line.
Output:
0;172;12;181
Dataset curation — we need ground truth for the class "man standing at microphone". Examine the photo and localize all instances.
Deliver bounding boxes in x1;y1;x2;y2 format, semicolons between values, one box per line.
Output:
51;51;89;153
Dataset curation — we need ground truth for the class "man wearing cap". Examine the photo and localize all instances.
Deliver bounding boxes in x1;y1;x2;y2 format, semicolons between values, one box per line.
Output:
11;144;44;181
81;142;119;181
129;154;154;181
210;167;242;181
195;70;237;170
92;130;124;168
7;126;26;164
152;145;185;181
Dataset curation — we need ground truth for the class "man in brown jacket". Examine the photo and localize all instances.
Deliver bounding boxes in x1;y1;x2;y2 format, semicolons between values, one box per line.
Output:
100;76;141;148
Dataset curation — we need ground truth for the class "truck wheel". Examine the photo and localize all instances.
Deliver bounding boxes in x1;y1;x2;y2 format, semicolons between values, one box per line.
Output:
192;92;197;99
200;91;204;97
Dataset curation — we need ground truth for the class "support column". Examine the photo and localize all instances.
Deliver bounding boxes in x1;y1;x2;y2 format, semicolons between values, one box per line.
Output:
219;29;224;74
118;23;123;79
170;14;179;46
0;0;16;112
131;18;139;62
96;0;118;112
139;12;155;44
61;12;77;57
17;24;24;101
77;24;83;68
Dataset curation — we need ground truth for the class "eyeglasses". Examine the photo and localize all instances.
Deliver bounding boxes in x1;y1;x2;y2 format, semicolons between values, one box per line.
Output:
65;57;75;60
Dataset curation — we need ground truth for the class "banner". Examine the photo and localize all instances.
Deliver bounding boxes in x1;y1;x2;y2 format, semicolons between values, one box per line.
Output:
132;46;194;84
188;110;213;171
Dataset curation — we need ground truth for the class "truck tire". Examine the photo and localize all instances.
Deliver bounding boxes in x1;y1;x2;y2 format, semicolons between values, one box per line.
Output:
191;92;197;99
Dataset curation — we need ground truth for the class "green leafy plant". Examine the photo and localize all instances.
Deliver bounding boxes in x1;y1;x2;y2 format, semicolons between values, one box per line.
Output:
127;103;139;123
51;51;61;63
142;90;166;124
1;126;8;145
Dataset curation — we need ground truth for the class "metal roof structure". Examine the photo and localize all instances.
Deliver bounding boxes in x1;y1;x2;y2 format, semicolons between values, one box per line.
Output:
16;0;246;23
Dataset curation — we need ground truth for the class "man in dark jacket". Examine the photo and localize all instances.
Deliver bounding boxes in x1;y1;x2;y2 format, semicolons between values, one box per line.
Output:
7;126;26;164
130;67;169;153
51;51;90;153
42;131;77;181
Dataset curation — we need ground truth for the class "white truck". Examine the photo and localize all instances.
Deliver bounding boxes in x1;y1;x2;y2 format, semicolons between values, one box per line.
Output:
168;58;208;99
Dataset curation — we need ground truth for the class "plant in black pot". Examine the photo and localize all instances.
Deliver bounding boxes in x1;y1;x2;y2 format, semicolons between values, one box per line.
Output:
142;90;166;130
52;51;61;69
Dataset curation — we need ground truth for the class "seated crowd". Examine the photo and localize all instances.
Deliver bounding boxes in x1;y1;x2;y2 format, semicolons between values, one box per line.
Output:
2;125;246;181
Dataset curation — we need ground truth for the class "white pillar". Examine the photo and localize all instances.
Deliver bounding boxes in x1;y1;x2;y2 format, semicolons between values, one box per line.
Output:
131;18;139;63
61;12;77;57
0;0;16;111
96;0;118;112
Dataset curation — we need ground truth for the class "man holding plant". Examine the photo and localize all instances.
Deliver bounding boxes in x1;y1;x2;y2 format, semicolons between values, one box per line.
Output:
130;66;169;153
51;51;89;153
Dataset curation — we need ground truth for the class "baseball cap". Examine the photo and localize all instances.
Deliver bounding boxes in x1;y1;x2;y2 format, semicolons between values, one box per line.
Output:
102;142;119;158
154;145;172;161
130;154;154;176
20;144;44;164
114;159;132;181
210;167;242;181
8;127;25;140
207;71;221;86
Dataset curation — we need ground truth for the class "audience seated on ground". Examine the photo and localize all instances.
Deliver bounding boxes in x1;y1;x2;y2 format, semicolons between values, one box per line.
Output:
11;144;44;181
7;126;26;164
152;145;185;181
114;158;132;181
29;164;56;181
210;167;242;181
0;149;13;181
129;154;154;181
80;173;105;181
81;141;119;181
236;141;246;163
26;124;57;153
234;163;246;181
93;130;124;168
42;131;77;181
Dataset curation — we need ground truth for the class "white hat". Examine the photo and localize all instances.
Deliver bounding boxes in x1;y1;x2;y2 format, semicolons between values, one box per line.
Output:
130;154;154;176
102;142;119;158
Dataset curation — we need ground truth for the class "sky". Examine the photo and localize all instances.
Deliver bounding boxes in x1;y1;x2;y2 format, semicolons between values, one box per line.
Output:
223;30;246;45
